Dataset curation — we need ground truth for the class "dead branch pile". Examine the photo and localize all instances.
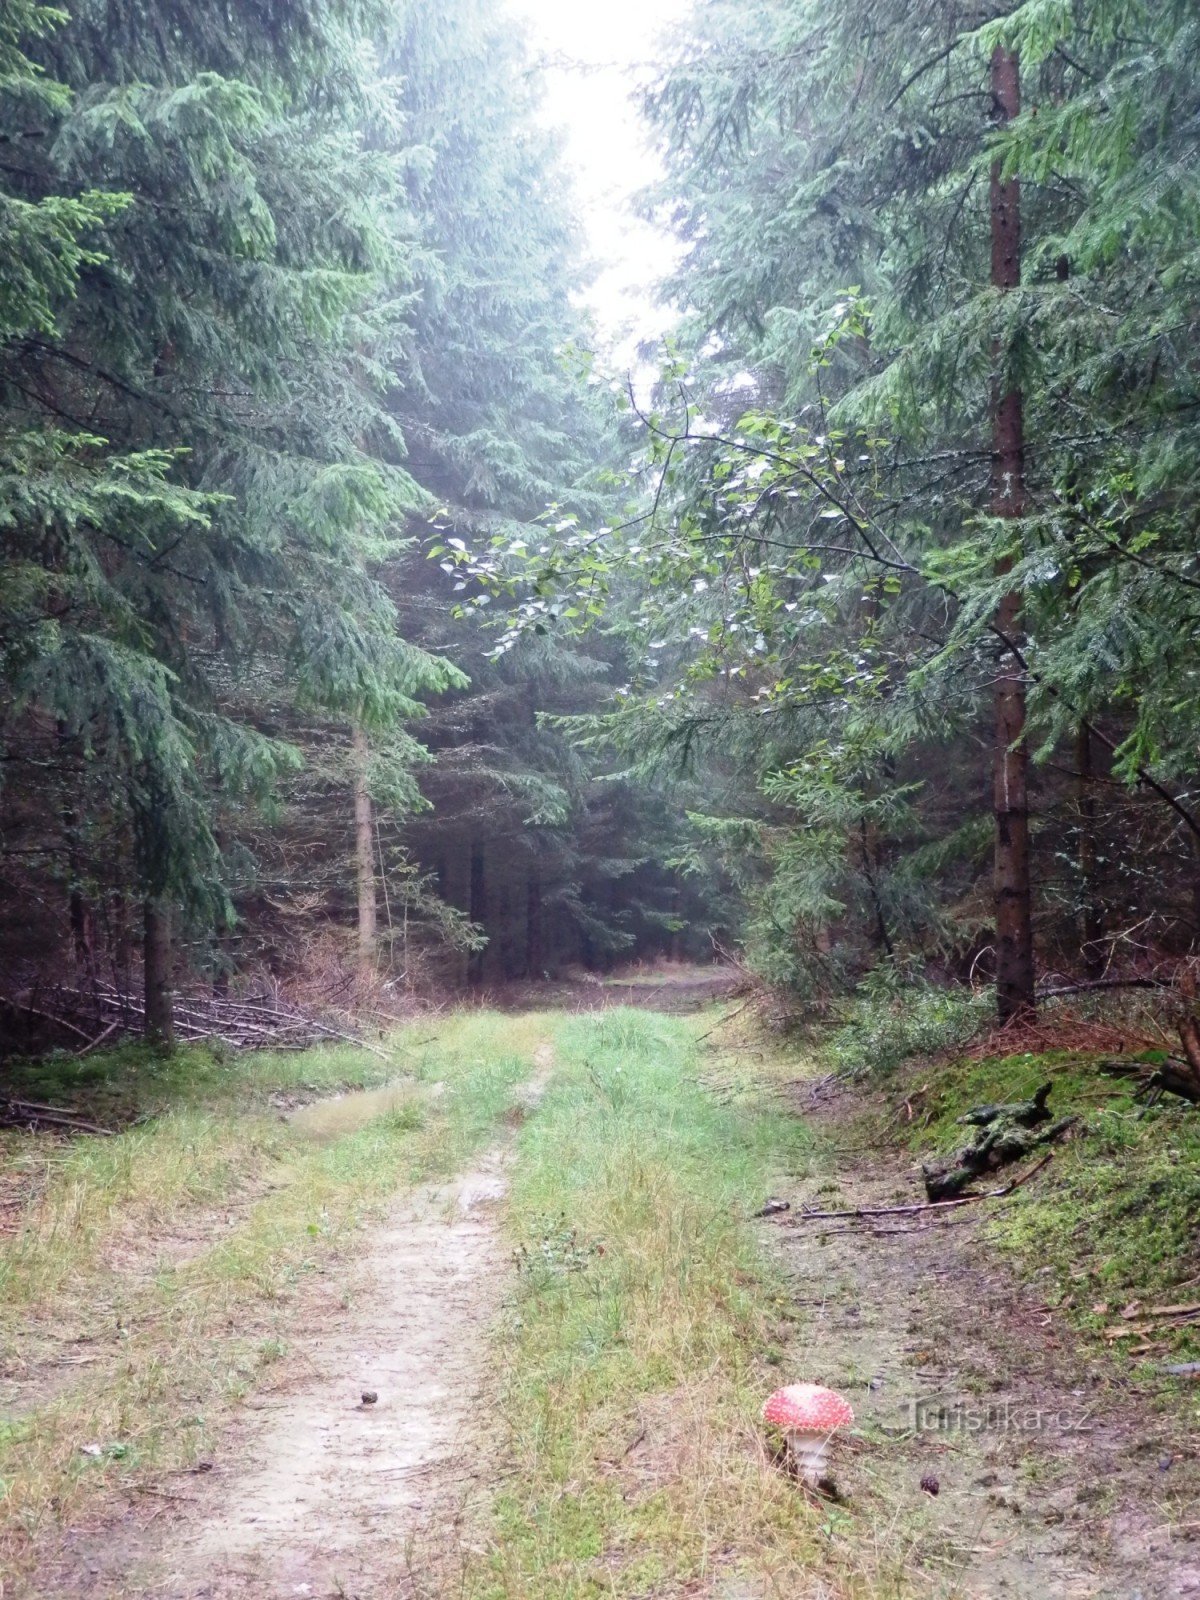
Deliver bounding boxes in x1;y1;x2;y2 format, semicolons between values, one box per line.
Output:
921;1082;1078;1201
1;980;384;1057
0;1098;113;1136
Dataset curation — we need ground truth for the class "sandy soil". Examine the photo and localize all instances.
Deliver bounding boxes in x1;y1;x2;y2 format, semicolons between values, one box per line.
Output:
149;1156;508;1599
767;1083;1200;1599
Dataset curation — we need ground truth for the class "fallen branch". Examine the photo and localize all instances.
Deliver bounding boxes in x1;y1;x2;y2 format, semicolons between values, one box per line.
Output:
798;1213;988;1236
76;1021;120;1057
1106;1313;1200;1341
923;1078;1077;1201
957;1082;1052;1129
1;997;94;1043
695;997;756;1043
791;1153;1056;1222
1;1099;112;1136
1100;1053;1200;1107
1036;978;1170;997
1107;1300;1200;1339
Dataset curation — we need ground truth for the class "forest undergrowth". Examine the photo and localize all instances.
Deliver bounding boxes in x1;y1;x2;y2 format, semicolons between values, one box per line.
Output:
819;987;1200;1364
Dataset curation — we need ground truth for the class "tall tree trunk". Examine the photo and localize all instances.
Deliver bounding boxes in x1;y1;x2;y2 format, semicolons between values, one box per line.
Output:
66;829;95;985
1075;723;1105;979
57;721;96;985
110;890;133;1006
143;896;174;1049
352;726;377;983
467;841;487;987
69;884;95;977
860;816;894;958
211;827;231;997
526;871;543;978
990;45;1035;1024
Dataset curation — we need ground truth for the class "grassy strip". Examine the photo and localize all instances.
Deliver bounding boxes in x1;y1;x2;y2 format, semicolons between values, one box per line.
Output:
1;1032;411;1124
0;1012;548;1577
478;1008;913;1599
897;1050;1200;1355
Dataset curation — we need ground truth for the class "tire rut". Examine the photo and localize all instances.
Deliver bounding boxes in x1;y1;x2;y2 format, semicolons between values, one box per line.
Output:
125;1056;555;1600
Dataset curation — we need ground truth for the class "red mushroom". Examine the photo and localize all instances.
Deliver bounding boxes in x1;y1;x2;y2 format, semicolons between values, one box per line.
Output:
763;1383;854;1484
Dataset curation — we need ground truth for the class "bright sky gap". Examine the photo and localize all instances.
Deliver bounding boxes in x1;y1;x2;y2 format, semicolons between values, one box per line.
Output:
506;0;690;371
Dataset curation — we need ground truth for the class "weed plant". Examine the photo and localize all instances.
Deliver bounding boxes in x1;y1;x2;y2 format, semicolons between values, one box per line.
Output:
826;977;992;1077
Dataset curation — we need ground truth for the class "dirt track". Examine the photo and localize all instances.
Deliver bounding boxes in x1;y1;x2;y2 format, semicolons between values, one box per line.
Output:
770;1080;1200;1599
24;1010;1199;1599
157;1157;507;1598
40;1051;554;1600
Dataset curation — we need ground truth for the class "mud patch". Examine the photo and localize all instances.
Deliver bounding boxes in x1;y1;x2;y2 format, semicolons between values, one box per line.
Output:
287;1077;421;1142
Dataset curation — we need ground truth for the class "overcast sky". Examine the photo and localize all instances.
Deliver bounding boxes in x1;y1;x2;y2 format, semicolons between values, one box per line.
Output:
505;0;691;374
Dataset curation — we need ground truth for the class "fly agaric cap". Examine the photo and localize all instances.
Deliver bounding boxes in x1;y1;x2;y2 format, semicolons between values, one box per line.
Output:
763;1383;854;1434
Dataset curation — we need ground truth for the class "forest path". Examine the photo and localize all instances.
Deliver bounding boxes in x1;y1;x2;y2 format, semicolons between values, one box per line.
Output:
19;1007;1196;1599
135;1043;556;1600
761;1077;1200;1600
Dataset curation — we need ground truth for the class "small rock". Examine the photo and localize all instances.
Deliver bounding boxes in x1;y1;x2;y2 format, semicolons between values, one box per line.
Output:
361;1390;378;1406
754;1197;791;1218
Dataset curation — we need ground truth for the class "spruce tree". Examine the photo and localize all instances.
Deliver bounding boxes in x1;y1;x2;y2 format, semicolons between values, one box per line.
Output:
0;0;461;1036
376;0;659;977
495;0;1200;1004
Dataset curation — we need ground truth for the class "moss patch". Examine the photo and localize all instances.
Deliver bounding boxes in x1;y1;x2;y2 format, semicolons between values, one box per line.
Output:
894;1049;1200;1358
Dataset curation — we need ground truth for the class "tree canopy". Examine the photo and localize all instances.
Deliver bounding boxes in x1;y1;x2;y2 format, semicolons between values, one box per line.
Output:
4;0;1199;1041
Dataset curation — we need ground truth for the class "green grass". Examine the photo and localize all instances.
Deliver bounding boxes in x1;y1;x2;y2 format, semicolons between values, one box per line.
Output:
2;1032;416;1125
22;1004;1179;1597
473;1008;916;1599
0;1012;550;1579
895;1049;1200;1357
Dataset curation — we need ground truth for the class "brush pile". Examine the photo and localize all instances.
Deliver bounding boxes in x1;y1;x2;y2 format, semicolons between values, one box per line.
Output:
1;979;377;1058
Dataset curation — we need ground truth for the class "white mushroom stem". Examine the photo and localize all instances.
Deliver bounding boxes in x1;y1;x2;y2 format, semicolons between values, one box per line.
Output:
786;1427;832;1483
